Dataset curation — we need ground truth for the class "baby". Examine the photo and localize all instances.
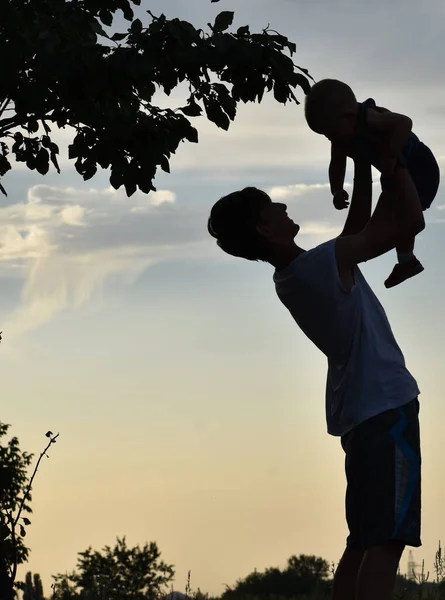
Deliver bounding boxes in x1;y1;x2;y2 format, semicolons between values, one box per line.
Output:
304;79;440;288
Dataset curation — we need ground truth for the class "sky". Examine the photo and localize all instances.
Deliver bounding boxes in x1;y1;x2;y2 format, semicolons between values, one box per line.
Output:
2;0;445;595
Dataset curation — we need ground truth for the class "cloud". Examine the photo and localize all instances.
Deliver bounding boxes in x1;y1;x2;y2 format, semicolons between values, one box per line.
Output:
2;180;347;339
2;167;442;341
0;184;209;340
269;183;331;200
132;189;175;210
298;221;341;236
5;250;157;339
1;184;189;257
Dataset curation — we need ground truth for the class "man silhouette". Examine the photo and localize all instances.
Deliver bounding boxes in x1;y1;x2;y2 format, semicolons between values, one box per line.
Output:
207;158;424;600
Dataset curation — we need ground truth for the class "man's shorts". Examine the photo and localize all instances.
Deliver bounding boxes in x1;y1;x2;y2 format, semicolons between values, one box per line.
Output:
341;398;421;549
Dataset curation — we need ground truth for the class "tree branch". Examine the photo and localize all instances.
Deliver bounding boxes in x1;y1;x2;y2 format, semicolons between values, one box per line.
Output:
13;432;59;529
0;99;11;120
0;115;21;136
8;510;18;585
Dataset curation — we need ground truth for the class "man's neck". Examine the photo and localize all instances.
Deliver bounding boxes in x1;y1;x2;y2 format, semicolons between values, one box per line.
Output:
269;245;305;271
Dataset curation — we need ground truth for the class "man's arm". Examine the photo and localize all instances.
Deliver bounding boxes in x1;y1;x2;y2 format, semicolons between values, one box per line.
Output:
340;160;373;237
336;166;424;268
329;144;347;195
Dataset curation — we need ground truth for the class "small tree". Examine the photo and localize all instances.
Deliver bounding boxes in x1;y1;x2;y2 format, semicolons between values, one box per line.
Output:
0;426;58;600
52;537;174;600
0;424;33;600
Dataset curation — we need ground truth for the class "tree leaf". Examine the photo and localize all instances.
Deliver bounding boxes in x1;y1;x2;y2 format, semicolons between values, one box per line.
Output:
287;41;297;55
273;81;289;104
91;20;110;39
237;26;250;36
27;119;39;134
160;155;170;173
99;9;113;27
213;11;234;33
204;100;230;130
22;518;31;525
291;73;312;94
185;126;198;143
82;161;97;181
111;32;128;41
110;170;123;190
131;19;143;35
138;82;156;102
124;179;137;196
121;2;135;21
0;153;11;176
68;144;79;159
179;102;202;117
35;148;50;175
51;150;61;174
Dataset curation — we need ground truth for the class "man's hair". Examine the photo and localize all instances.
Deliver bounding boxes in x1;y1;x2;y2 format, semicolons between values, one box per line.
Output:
207;187;271;262
304;79;357;134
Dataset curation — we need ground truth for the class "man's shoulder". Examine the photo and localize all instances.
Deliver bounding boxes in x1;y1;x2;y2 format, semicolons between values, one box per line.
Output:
291;239;336;268
274;239;337;285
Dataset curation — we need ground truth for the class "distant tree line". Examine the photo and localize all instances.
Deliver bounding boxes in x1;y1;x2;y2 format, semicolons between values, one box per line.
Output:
14;542;445;600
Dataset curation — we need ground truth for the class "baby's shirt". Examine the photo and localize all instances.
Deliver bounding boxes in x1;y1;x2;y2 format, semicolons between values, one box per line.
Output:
341;98;421;167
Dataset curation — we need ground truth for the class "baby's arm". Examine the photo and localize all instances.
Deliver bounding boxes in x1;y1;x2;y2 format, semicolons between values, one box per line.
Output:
329;143;347;195
366;108;413;173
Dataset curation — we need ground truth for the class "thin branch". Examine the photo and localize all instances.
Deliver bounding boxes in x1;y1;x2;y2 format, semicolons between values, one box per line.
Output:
8;510;17;584
41;119;51;135
13;432;59;529
0;98;11;120
0;115;21;135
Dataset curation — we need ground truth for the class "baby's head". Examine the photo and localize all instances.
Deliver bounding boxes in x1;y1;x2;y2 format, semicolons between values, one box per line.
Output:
305;79;358;142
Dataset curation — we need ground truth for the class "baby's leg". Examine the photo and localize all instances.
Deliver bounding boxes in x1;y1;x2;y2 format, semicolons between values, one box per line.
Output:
383;158;427;288
395;235;415;256
385;234;424;288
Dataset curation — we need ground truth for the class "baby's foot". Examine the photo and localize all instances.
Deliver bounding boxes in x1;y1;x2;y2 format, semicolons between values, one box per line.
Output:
384;257;424;289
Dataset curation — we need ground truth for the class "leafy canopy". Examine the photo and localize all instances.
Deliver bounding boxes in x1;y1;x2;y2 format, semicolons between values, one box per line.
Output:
0;0;312;196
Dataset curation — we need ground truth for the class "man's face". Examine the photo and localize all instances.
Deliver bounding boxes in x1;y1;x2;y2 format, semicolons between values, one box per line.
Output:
256;201;300;242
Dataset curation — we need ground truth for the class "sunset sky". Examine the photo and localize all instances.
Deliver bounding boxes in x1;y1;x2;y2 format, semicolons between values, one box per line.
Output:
2;0;445;595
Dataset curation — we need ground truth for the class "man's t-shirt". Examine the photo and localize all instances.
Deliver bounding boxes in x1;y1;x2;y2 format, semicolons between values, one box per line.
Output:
273;238;419;436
